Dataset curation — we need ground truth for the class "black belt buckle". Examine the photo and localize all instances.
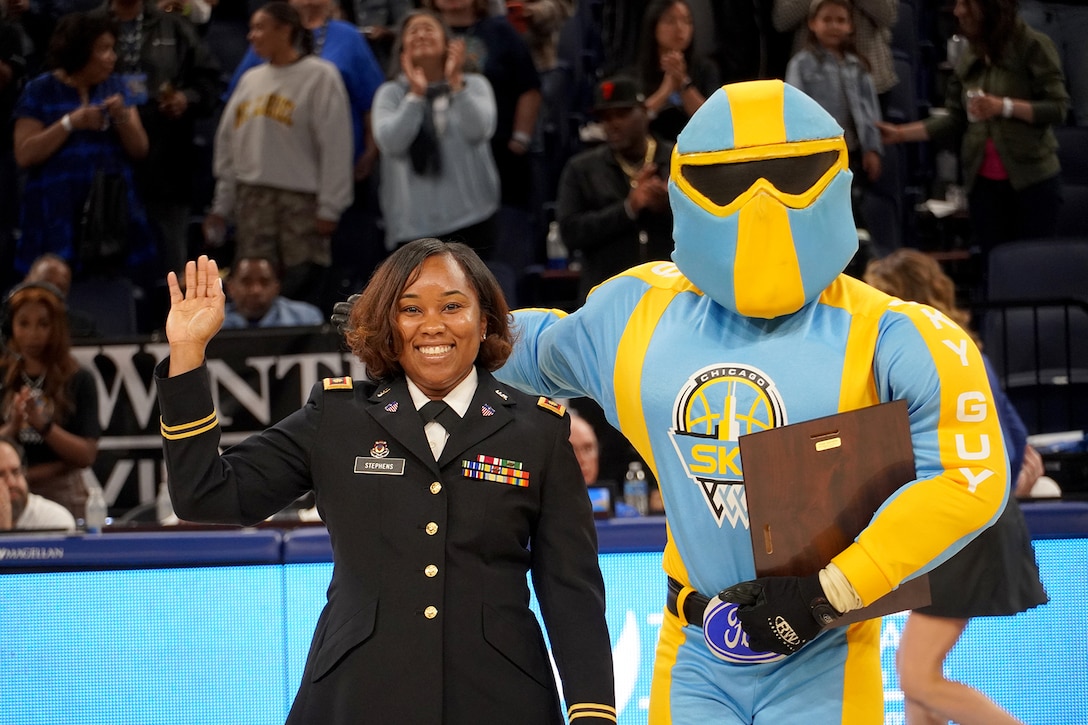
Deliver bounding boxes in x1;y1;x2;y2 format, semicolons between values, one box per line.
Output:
666;576;711;628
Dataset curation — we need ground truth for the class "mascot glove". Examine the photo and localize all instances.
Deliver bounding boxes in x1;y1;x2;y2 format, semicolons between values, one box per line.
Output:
330;293;361;336
719;572;840;655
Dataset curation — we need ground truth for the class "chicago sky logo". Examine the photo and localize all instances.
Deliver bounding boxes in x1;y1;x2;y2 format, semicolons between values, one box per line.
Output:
668;364;786;527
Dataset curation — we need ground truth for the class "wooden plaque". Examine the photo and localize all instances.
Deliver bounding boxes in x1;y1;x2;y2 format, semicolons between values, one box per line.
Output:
738;400;930;626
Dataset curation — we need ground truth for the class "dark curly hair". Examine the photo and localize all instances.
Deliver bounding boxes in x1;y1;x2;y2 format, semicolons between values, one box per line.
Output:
345;238;515;381
45;12;118;75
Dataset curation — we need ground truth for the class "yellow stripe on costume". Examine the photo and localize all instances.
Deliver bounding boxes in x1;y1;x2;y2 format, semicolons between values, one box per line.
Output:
614;287;676;476
323;376;353;390
734;194;804;317
649;595;689;724
819;276;886;410
834;299;1008;606
842;618;884;724
725;81;785;148
568;703;617;722
160;411;219;440
612;277;696;590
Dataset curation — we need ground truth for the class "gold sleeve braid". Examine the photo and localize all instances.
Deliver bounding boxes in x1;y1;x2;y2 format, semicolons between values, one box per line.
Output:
160;410;219;440
568;703;617;722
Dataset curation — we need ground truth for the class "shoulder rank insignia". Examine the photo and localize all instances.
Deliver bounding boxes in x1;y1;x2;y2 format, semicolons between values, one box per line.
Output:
323;376;353;390
537;397;565;417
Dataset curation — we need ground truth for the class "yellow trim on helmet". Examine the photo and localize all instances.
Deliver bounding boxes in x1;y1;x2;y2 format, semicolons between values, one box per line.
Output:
670;136;849;217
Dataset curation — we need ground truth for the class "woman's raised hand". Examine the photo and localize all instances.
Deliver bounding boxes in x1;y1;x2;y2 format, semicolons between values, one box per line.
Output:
165;255;225;375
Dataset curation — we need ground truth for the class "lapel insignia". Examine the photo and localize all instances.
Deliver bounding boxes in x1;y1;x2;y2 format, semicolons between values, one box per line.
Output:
384;401;399;413
481;403;496;417
370;441;390;458
376;386;391;398
494;389;509;401
323;376;353;390
462;455;530;487
537;396;565;417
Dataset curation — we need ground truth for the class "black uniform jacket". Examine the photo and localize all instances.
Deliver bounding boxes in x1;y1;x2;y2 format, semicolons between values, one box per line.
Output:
155;361;617;725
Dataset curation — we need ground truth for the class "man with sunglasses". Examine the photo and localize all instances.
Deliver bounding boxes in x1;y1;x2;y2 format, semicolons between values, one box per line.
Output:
492;79;1008;724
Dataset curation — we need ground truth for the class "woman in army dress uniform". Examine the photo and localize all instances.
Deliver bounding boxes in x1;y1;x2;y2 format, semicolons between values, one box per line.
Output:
155;240;616;724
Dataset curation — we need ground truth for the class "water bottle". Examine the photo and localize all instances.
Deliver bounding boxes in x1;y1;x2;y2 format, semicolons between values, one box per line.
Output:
85;481;107;533
623;461;649;516
545;221;568;270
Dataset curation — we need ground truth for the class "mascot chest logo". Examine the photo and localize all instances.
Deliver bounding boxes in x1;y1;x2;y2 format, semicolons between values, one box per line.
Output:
668;364;786;528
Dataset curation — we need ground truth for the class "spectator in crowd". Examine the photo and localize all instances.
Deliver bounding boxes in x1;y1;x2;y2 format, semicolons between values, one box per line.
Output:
1021;0;1087;125
205;1;354;308
568;409;600;486
785;0;885;250
222;256;324;328
568;408;658;517
226;0;386;306
774;0;898;98
352;0;412;71
877;0;1067;258
423;0;541;240
1;0;30;294
556;75;673;303
0;281;100;521
505;0;571;79
372;9;500;255
12;12;156;281
226;0;383;182
158;245;616;724
631;0;719;142
505;0;573;204
863;248;1047;725
91;0;222;281
0;434;77;530
22;253;98;338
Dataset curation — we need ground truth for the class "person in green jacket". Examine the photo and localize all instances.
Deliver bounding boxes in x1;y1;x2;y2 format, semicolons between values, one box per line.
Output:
878;0;1068;259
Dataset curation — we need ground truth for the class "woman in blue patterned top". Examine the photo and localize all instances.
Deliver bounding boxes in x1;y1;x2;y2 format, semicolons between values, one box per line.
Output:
12;12;156;279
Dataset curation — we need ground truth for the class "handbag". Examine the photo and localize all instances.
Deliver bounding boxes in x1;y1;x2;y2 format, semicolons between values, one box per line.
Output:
76;169;130;263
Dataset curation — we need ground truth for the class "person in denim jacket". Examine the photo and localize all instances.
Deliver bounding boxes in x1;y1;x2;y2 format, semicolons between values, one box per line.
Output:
786;0;883;245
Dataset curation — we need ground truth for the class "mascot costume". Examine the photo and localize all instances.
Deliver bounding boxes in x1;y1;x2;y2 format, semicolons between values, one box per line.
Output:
494;80;1009;723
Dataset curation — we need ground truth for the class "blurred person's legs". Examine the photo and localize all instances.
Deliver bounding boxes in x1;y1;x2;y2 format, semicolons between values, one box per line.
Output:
235;184;331;307
1021;0;1088;126
897;612;1024;725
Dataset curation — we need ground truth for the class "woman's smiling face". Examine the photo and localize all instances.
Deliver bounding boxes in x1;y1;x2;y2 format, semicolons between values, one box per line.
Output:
394;254;486;400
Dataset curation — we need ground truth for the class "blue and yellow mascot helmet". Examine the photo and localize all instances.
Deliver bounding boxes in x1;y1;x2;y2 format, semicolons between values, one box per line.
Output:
669;80;858;318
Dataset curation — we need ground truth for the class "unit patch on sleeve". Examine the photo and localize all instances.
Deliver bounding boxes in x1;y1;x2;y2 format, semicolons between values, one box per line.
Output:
536;397;566;417
323;376;353;390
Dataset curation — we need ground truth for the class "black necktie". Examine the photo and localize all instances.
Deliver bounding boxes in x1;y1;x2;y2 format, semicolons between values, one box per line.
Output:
419;400;460;431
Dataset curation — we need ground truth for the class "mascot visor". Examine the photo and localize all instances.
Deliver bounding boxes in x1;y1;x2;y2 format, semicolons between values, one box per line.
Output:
671;136;848;217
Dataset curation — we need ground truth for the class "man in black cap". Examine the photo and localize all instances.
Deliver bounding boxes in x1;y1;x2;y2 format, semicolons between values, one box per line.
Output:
556;75;675;304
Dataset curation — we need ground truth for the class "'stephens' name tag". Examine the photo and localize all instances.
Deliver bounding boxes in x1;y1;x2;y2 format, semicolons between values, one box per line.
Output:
355;457;406;475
